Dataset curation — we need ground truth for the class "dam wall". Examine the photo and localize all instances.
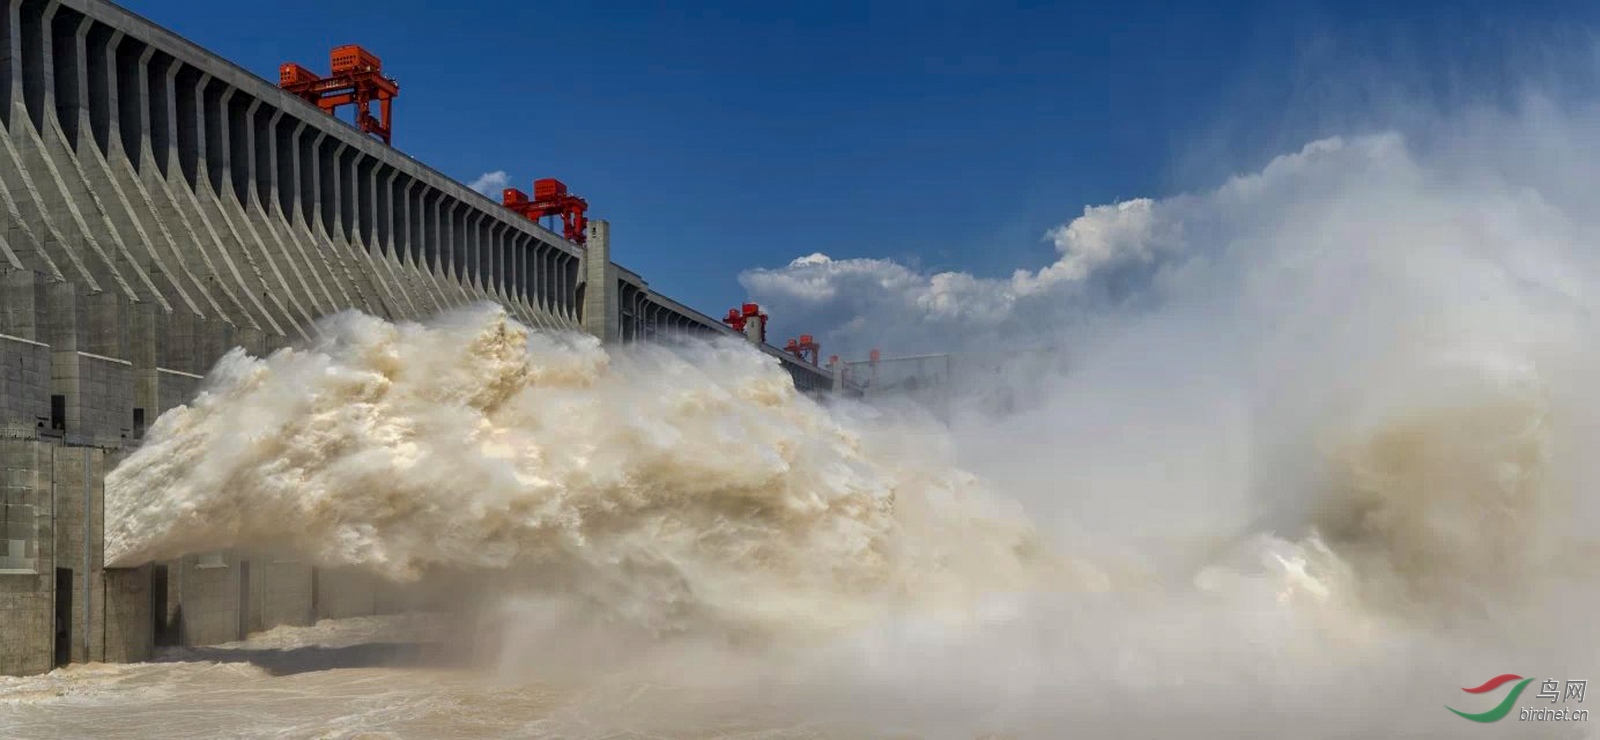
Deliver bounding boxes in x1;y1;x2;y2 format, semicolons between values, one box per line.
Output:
0;0;844;675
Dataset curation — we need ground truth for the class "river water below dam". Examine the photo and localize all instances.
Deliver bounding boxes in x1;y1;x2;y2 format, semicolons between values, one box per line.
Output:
0;614;903;740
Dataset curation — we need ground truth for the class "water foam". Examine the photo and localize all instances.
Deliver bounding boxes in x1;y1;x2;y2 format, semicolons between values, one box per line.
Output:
104;306;1080;636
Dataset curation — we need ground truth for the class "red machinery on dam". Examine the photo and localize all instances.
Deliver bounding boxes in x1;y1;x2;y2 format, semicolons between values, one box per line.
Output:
502;179;592;246
279;45;400;146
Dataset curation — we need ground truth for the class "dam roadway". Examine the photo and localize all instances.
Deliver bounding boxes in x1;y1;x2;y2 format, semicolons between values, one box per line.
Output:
0;0;850;675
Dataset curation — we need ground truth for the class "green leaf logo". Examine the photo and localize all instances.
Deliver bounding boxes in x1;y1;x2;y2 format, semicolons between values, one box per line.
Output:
1448;674;1534;723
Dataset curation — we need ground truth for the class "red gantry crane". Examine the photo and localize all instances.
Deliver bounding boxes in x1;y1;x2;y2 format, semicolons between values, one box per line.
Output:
720;305;826;366
722;303;769;343
279;45;399;145
783;335;821;365
503;178;591;246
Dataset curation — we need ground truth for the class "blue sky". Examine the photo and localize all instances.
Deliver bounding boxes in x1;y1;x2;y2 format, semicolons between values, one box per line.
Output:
123;0;1599;336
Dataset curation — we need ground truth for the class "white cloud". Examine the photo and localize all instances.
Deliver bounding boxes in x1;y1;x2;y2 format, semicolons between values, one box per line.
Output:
469;170;511;197
738;128;1568;359
1020;197;1165;294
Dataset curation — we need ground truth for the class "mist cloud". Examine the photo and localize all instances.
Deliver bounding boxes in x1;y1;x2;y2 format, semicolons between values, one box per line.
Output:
739;103;1600;363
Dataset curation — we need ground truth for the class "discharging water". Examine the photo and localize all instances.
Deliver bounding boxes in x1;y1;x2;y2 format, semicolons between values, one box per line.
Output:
7;118;1600;738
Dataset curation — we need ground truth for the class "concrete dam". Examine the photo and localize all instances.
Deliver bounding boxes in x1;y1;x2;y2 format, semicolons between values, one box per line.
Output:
0;0;848;676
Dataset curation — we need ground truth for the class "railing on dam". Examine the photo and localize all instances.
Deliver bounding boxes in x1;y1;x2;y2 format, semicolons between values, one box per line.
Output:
0;0;836;392
843;346;1066;418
